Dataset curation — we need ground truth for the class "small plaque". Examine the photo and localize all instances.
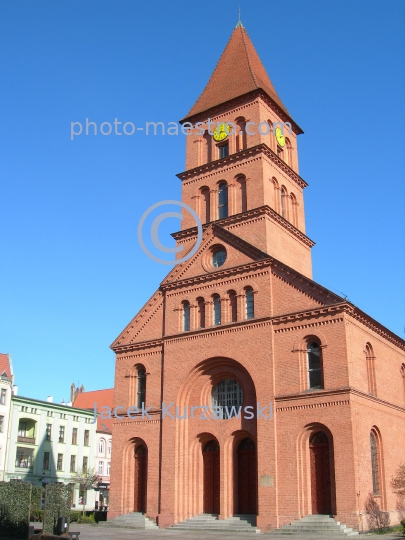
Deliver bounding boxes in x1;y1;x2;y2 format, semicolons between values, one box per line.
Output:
260;475;274;487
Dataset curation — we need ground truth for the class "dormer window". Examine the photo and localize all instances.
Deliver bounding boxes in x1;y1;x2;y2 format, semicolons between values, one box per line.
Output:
218;143;229;159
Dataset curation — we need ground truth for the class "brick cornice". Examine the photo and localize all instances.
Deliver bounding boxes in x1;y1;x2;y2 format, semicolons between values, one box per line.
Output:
171;206;315;249
176;143;308;190
275;386;405;414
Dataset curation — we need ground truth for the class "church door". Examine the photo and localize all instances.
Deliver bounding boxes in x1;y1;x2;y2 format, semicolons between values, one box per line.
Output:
134;444;147;512
310;432;332;514
203;440;220;514
237;438;257;514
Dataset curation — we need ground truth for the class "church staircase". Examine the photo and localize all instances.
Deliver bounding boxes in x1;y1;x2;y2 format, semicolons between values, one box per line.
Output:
171;513;260;533
98;512;158;529
273;514;359;536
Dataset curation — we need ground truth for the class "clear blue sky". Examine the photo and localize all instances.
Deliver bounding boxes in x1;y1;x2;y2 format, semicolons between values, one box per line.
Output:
1;1;404;403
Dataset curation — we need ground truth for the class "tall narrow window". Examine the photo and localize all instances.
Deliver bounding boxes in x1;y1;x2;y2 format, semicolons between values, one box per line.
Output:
59;426;65;443
98;461;103;475
229;290;237;322
245;287;254;319
218;183;228;219
84;430;89;446
70;455;76;473
201;187;210;223
197;297;205;328
290;193;298;227
137;368;146;409
99;439;105;455
213;294;221;325
43;452;50;470
236;118;247;151
0;415;3;433
370;430;380;495
45;423;52;441
366;343;377;396
82;456;88;472
0;389;6;405
183;301;190;331
307;342;323;389
218;143;229;159
57;453;63;471
108;440;112;456
107;462;111;475
280;188;287;218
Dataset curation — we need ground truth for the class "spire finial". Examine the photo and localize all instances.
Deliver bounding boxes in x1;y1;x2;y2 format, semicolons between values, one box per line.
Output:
236;6;243;28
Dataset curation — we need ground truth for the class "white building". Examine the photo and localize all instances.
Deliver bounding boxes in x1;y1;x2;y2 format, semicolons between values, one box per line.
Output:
0;353;13;481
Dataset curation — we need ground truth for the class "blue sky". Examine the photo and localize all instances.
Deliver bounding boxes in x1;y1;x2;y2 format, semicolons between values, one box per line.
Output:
0;1;404;403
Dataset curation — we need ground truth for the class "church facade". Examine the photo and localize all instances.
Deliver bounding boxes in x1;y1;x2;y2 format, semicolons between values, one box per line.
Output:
108;24;405;532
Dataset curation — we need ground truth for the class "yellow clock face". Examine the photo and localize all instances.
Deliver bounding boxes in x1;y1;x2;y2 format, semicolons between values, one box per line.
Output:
275;127;286;148
213;123;230;142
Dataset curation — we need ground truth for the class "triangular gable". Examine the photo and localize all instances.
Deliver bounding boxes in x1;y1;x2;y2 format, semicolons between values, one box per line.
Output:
161;223;269;285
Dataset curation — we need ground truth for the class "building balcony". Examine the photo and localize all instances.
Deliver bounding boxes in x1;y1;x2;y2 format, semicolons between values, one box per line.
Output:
17;436;36;444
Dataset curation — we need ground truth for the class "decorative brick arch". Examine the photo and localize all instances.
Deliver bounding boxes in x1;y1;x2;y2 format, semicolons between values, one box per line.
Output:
119;437;148;515
293;334;328;391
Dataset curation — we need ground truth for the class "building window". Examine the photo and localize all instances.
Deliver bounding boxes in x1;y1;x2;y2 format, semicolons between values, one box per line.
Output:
200;187;210;223
370;430;381;495
245;287;254;319
98;461;103;475
57;453;63;471
218;142;229;159
0;389;6;405
183;301;190;331
307;342;323;389
0;415;3;433
280;188;287;218
107;440;112;456
59;426;65;443
43;452;50;470
15;447;33;468
211;379;243;418
212;249;226;268
137;368;146;409
84;430;89;446
99;439;105;455
401;364;405;402
18;421;27;437
72;427;78;445
45;423;52;441
107;462;111;476
70;455;76;473
218;183;228;219
366;343;377;396
229;290;237;322
197;297;205;329
213;294;221;325
83;456;88;473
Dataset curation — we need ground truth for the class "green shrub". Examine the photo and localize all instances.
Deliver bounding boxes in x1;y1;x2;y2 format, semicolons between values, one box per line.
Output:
400;519;405;536
77;513;95;524
30;509;44;522
69;510;82;522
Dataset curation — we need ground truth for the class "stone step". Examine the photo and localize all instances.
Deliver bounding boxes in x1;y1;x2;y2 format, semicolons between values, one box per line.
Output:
172;513;259;533
273;515;359;536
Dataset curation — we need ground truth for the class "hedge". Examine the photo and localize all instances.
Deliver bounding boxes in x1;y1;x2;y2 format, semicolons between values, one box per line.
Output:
43;483;72;534
0;481;31;539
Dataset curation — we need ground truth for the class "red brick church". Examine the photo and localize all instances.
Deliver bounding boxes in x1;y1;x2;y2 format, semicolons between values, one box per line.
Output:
108;23;405;532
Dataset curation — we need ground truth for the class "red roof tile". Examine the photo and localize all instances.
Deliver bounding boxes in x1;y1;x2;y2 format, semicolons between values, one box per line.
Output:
73;388;114;433
183;25;290;121
0;353;12;378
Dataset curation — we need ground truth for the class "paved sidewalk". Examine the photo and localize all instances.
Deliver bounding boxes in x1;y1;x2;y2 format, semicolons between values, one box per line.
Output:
65;523;403;540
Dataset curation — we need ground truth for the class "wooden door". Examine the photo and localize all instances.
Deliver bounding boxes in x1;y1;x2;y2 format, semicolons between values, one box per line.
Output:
237;438;257;514
203;440;220;514
310;432;332;514
134;444;147;512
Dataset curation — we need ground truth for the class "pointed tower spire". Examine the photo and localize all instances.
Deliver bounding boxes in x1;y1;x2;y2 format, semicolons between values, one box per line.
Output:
236;6;243;28
182;25;298;129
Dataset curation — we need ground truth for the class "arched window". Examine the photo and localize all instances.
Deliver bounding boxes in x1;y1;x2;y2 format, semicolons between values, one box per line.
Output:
370;430;381;495
307;342;323;389
213;294;221;325
290;193;298;227
228;290;237;322
200;187;210;223
272;177;279;213
285;138;293;167
183;301;190;331
245;287;254;319
98;439;105;455
107;440;112;455
280;187;287;219
236;118;247;151
197;297;205;329
203;132;212;163
218;183;228;219
212;249;226;268
366;343;377;396
236;175;247;213
137;368;146;409
211;378;243;418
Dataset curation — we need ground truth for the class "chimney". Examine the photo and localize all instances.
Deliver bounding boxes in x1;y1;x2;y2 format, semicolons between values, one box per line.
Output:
46;396;53;403
12;385;18;396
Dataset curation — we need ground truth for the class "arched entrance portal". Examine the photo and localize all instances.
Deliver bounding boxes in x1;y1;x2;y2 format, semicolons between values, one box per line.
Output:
237;437;257;514
310;432;332;514
134;444;147;512
203;440;220;514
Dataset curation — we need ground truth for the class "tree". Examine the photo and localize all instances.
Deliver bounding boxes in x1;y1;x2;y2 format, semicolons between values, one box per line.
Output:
71;468;101;516
364;492;390;531
391;463;405;499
